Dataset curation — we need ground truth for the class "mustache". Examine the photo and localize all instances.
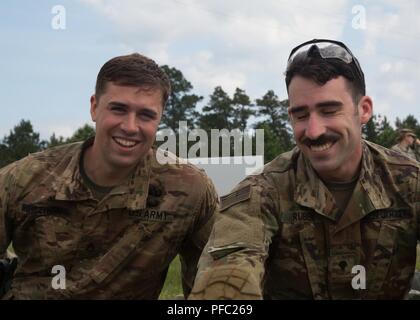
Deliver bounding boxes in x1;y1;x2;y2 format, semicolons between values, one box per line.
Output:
300;132;340;147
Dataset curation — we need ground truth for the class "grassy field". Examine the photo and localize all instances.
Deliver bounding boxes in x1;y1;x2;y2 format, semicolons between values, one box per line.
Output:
159;255;183;300
417;245;420;270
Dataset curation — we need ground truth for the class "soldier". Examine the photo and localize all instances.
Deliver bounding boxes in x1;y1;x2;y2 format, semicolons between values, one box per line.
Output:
391;128;420;161
0;53;218;299
190;39;420;300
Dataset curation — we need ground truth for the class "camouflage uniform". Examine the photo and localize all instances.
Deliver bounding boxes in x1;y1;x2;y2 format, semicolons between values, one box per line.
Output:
391;144;420;162
190;140;420;299
0;138;218;299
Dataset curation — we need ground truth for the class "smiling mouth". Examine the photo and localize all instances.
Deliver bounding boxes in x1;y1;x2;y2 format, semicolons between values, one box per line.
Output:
309;141;335;152
113;137;140;148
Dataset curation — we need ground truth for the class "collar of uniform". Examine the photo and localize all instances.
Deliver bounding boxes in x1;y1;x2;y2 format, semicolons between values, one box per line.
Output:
357;140;392;210
332;141;392;233
53;137;94;201
53;137;151;211
294;141;392;223
294;152;338;221
120;149;152;211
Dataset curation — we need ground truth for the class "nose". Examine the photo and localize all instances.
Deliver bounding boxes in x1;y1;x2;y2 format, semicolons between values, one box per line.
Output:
304;114;326;141
120;113;139;135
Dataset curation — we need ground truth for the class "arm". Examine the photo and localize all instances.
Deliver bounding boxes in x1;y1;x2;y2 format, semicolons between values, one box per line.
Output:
189;175;279;300
0;163;16;260
0;163;19;297
179;175;218;298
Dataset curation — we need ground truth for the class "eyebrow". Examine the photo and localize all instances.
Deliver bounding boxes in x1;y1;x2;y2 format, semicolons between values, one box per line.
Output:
109;101;129;109
289;100;343;114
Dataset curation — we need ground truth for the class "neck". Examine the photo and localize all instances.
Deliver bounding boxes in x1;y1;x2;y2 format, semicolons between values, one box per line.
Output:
83;146;134;187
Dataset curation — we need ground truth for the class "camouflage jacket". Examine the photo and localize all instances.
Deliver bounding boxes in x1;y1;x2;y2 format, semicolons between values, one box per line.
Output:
391;143;420;162
191;140;420;300
0;138;218;299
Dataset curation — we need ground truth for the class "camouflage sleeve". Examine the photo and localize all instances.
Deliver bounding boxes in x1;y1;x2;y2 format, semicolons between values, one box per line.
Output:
179;174;219;298
417;169;420;241
189;174;279;300
0;162;18;259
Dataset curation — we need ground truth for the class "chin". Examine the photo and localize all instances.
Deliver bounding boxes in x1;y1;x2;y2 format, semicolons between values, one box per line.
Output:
109;157;142;169
310;161;338;176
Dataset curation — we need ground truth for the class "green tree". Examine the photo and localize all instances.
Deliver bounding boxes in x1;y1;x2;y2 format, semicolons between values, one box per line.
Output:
375;116;396;148
395;115;420;137
66;124;95;143
47;133;66;148
0;119;45;168
231;88;255;131
362;116;378;143
254;90;293;162
160;65;202;131
363;115;396;148
199;86;234;131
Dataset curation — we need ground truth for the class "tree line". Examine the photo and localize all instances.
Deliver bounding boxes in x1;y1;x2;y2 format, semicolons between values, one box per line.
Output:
1;65;419;169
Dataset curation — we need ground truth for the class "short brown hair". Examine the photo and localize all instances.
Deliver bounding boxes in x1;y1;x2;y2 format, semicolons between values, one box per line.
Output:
95;53;171;106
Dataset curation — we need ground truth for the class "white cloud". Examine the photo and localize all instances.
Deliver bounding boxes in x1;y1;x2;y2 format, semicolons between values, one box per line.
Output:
79;0;350;97
388;81;415;102
77;0;420;126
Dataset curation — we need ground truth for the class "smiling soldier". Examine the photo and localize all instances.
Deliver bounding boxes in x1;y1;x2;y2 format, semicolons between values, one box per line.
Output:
190;39;420;300
0;53;218;299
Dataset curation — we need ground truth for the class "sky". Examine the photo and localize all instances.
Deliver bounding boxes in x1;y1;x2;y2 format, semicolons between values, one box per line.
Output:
1;0;420;141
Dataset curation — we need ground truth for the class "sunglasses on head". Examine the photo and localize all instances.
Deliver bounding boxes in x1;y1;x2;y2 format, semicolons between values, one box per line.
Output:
287;39;365;92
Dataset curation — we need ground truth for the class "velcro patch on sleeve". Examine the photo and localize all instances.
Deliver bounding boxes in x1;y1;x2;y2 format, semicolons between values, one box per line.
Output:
220;185;251;212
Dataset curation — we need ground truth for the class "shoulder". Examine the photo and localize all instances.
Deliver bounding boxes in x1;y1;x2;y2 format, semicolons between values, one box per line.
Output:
263;147;299;175
150;148;217;199
364;140;420;198
0;142;82;194
390;144;400;151
365;140;419;169
220;148;300;212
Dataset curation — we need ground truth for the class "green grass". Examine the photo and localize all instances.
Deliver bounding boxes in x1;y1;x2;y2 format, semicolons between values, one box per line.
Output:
159;255;183;300
416;245;420;270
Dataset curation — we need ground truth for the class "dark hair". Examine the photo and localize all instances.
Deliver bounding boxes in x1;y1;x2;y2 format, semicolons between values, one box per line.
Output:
95;53;171;106
285;46;365;105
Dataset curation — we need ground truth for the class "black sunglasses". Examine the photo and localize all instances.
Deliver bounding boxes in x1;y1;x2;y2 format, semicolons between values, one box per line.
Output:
287;39;365;93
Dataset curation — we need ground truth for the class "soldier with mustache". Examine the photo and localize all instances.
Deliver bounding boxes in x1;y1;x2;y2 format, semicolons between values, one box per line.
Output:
190;39;420;300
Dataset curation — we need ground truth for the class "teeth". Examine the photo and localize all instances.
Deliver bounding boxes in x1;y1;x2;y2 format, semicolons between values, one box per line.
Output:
310;142;333;152
114;137;138;147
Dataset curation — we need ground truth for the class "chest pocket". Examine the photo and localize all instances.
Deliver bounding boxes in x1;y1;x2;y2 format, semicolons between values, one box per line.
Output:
363;211;417;299
266;215;327;300
16;204;82;268
124;207;192;277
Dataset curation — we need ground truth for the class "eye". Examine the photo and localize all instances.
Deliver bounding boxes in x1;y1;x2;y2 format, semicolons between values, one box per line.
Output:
293;112;309;121
138;112;156;121
322;110;337;116
110;106;126;114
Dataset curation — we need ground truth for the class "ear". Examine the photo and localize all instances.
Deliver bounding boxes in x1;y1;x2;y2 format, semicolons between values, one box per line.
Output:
90;95;98;122
358;96;373;125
